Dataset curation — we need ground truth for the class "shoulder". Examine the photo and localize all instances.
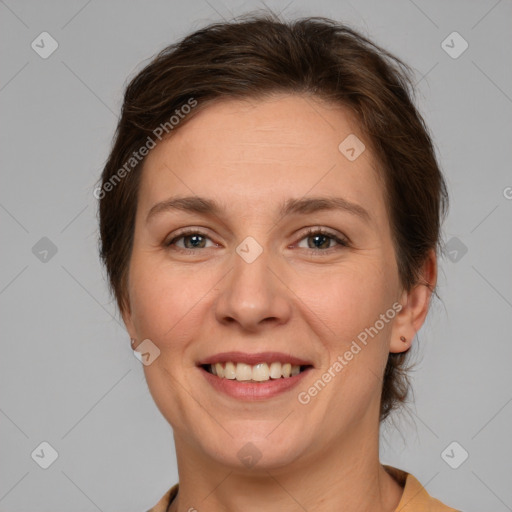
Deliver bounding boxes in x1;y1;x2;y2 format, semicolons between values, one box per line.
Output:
145;483;179;512
384;465;461;512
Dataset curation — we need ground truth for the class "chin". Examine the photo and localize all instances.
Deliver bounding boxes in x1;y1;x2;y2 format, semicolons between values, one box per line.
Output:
193;423;311;472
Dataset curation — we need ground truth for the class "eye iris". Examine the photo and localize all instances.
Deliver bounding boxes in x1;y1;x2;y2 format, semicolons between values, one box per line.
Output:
309;234;331;249
176;232;338;250
184;234;206;249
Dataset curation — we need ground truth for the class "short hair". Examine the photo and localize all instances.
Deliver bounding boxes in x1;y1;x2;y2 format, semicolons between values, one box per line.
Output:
98;12;449;422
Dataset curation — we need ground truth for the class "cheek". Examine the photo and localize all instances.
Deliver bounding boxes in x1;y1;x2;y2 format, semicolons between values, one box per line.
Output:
127;256;215;347
295;261;393;345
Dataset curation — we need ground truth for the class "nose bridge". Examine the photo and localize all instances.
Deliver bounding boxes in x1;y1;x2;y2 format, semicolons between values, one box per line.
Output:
214;237;292;330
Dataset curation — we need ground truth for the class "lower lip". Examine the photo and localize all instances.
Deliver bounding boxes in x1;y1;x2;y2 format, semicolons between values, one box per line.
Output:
199;366;312;400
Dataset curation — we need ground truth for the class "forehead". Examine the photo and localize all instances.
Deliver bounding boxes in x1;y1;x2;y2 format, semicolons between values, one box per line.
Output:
138;94;386;222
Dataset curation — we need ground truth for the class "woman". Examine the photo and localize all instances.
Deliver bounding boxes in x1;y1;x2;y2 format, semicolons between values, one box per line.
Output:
98;12;459;512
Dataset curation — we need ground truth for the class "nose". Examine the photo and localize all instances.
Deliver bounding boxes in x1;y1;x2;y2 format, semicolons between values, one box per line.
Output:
214;247;292;332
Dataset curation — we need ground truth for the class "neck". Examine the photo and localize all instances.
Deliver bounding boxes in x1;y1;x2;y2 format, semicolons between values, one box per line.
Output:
168;418;403;512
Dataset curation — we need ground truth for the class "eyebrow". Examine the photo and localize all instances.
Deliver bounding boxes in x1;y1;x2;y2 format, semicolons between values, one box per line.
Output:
146;195;371;223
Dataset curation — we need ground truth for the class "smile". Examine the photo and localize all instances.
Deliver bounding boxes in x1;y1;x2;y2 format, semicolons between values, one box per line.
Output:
203;361;310;382
197;351;314;400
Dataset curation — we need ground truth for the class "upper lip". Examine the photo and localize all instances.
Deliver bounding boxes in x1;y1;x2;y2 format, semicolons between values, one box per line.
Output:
197;351;314;367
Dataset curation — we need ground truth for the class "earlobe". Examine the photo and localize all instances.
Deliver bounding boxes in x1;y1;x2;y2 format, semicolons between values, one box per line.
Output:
389;249;437;354
389;294;413;354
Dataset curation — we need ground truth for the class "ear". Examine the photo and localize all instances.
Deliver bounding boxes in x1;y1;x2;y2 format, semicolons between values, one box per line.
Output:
389;249;437;353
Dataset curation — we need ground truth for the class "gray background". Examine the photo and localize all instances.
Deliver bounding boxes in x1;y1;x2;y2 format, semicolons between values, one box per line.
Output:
1;0;511;511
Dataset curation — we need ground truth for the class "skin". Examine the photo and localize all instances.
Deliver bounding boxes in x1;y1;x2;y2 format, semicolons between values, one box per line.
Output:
122;93;437;512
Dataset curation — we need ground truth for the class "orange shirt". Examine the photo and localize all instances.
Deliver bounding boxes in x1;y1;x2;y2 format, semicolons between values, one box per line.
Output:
146;465;459;512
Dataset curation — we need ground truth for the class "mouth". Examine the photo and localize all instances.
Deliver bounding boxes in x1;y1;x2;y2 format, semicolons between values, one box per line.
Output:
196;351;314;400
201;361;313;382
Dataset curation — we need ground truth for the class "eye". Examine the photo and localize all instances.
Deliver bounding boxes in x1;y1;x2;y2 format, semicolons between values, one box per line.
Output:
166;229;216;251
296;228;349;253
165;227;349;254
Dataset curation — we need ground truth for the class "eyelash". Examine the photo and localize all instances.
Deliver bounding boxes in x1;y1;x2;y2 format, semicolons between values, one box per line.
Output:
165;227;349;256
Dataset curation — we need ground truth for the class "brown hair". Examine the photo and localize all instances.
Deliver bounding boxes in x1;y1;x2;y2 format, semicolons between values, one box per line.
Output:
98;11;448;422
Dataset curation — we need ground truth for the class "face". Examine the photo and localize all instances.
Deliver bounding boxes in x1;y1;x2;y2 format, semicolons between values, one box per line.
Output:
123;94;422;470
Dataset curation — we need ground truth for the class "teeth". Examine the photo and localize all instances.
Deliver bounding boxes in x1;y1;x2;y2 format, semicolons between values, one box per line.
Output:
215;363;225;378
235;363;252;381
224;361;236;379
269;362;282;379
252;363;269;381
208;362;304;382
